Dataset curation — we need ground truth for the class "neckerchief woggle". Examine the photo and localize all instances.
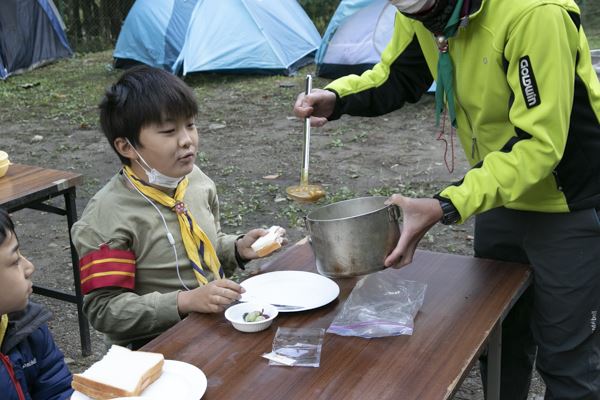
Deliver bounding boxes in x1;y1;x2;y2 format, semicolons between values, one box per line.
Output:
0;314;7;349
435;0;465;128
123;165;224;285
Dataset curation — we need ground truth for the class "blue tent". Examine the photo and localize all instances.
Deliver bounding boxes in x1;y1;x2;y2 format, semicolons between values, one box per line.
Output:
316;0;435;92
114;0;198;70
0;0;72;80
316;0;397;79
114;0;321;76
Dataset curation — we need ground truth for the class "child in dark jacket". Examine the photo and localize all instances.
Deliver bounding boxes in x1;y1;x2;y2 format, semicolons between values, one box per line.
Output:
0;208;73;400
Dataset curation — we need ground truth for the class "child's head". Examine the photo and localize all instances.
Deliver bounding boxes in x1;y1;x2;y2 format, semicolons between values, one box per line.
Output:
99;65;199;166
0;209;34;315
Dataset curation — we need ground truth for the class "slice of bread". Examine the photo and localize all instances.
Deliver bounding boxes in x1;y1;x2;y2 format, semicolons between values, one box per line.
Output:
72;345;164;399
251;225;285;257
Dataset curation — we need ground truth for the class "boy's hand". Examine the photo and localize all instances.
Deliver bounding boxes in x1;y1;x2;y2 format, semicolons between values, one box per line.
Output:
177;279;244;315
236;228;288;260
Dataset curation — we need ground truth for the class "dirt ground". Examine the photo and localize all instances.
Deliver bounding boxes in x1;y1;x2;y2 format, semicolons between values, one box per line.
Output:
1;57;545;398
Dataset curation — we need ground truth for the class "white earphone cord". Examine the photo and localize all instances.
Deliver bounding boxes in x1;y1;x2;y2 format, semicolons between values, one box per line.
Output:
123;172;191;291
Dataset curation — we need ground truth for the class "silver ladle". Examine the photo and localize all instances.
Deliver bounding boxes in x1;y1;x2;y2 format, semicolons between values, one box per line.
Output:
286;74;326;203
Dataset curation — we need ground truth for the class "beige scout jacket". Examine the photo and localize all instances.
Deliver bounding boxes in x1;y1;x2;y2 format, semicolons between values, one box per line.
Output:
72;166;239;345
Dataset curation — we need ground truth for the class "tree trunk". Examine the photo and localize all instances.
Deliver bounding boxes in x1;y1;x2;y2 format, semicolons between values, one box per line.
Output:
71;0;82;41
109;0;134;41
80;0;96;37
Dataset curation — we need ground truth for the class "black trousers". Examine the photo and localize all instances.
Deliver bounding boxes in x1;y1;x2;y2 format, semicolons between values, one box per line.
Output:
476;207;600;400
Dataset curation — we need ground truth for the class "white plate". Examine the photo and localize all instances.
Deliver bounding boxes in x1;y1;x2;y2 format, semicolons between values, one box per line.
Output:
72;360;207;400
240;271;340;312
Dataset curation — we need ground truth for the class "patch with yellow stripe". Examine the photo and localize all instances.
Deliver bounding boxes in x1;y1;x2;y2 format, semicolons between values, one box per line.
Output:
79;244;136;294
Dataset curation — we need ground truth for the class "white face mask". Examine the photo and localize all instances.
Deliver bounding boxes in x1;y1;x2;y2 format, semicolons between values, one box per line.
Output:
390;0;436;13
126;139;184;189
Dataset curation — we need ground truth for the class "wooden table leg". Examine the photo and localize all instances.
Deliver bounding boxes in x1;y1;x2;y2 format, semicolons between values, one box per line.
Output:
487;321;502;400
65;189;92;356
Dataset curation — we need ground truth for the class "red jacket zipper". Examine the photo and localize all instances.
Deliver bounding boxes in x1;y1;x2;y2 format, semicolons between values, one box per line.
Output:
1;353;26;400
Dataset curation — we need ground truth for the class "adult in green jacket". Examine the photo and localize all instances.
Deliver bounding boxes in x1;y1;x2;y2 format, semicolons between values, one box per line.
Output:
294;0;600;398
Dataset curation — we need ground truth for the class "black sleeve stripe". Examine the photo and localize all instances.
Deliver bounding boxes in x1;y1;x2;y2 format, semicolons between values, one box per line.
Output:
500;128;533;153
502;56;515;109
434;160;484;198
567;11;580;31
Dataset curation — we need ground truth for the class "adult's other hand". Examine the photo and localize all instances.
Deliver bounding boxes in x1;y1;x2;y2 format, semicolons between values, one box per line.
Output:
384;195;443;268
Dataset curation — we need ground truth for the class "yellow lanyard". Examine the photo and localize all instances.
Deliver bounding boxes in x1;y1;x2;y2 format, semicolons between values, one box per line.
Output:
0;314;8;349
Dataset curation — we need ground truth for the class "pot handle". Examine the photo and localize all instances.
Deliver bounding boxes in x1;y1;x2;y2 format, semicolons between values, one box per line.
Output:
388;204;401;223
304;216;311;234
303;217;313;247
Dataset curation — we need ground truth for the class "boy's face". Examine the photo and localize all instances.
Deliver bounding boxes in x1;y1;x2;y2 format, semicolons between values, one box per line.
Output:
0;230;34;315
122;117;199;182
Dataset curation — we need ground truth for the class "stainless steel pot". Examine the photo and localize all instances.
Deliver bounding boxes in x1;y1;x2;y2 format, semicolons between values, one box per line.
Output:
305;196;401;278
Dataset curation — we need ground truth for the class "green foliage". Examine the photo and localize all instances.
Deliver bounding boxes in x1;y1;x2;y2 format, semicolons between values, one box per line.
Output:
351;132;369;143
329;138;344;148
53;0;134;52
368;186;401;197
281;203;308;228
298;0;339;34
0;51;117;126
324;186;356;203
580;1;600;48
196;152;209;167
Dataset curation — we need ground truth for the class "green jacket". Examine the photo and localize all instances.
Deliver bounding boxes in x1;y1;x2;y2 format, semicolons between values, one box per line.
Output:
326;0;600;223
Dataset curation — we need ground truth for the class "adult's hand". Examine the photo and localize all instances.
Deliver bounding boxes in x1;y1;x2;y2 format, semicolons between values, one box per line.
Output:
236;228;288;261
177;279;244;315
293;88;337;127
384;195;443;268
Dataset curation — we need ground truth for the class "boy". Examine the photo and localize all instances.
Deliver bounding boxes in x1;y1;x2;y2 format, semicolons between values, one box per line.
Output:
0;208;73;399
72;65;285;349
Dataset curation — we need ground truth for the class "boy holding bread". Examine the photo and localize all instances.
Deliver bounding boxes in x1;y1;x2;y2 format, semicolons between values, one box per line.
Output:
0;208;73;399
71;65;286;349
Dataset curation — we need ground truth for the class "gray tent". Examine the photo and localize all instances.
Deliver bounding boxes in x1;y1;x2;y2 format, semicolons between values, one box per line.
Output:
0;0;72;80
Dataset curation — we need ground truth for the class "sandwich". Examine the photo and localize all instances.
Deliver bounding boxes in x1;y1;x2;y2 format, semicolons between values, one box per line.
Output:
72;345;164;399
251;225;285;257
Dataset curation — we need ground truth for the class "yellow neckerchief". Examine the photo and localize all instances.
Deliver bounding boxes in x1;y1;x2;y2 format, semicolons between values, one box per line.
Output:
0;314;7;349
123;165;224;285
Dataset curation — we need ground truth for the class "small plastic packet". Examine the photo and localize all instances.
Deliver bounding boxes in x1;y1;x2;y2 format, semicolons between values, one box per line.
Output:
264;327;325;367
327;268;427;338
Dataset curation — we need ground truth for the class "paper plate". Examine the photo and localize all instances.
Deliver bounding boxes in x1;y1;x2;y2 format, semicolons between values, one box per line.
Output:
72;360;207;400
240;271;340;312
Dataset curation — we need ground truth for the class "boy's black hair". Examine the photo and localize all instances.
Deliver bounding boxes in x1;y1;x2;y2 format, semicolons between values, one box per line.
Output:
99;65;199;165
0;208;16;245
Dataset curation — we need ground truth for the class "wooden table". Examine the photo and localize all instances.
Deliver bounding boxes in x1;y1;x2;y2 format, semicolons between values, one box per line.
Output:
0;163;91;356
143;239;530;400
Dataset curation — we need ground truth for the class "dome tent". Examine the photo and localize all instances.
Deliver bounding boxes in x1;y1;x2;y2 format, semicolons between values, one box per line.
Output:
592;49;600;78
174;0;321;75
114;0;322;76
316;0;435;93
114;0;198;71
0;0;72;80
316;0;397;79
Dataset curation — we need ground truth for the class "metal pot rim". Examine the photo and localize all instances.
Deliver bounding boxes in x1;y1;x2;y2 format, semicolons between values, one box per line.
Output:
306;196;391;223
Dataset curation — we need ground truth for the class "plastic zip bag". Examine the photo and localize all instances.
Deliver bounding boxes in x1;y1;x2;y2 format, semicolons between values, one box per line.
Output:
327;269;427;338
267;327;325;367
